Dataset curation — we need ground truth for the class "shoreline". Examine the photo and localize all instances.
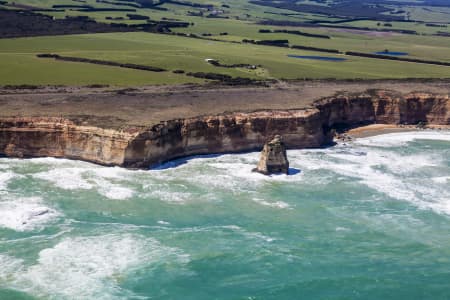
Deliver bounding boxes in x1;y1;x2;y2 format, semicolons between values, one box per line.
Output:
1;127;449;170
0;87;449;168
0;124;449;169
345;124;450;139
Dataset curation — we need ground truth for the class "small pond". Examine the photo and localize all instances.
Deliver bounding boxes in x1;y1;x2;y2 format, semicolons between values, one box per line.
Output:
287;54;347;61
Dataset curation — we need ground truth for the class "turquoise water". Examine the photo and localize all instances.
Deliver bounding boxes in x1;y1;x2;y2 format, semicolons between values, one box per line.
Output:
0;131;449;300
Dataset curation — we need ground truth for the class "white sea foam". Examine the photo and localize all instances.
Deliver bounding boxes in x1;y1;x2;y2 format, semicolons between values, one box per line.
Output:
288;135;450;215
0;163;10;169
327;148;438;174
24;157;86;165
432;176;450;184
148;153;304;205
6;233;189;300
243;231;276;243
90;168;135;200
152;189;191;204
90;166;129;179
354;131;450;147
0;197;60;231
200;156;302;186
209;159;301;184
33;168;94;190
252;198;291;209
2;132;449;216
0;254;23;282
224;225;276;243
0;171;21;191
335;227;350;232
174;225;276;243
354;212;441;244
99;185;134;200
308;155;415;201
33;165;135;200
318;153;437;209
91;177;134;200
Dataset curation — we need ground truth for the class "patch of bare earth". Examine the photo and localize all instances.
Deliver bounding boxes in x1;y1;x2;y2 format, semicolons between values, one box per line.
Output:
1;81;449;130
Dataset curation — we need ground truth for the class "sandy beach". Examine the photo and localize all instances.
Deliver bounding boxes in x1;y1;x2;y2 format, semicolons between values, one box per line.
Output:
346;124;450;138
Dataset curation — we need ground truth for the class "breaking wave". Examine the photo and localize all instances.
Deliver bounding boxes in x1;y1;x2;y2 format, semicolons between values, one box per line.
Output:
0;233;189;300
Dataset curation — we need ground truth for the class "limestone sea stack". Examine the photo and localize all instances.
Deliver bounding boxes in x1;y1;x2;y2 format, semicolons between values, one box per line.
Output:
253;135;289;175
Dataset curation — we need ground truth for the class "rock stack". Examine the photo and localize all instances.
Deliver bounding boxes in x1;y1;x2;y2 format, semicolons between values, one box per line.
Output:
253;135;289;175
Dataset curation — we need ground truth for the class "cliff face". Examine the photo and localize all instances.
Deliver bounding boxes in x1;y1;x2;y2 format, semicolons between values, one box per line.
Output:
315;91;449;127
0;118;138;165
0;91;448;168
123;109;326;168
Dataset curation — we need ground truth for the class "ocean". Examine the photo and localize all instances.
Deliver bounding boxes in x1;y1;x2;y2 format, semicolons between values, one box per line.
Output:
0;131;449;300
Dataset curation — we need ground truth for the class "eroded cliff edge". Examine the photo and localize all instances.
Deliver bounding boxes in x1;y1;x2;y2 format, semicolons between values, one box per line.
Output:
1;90;449;168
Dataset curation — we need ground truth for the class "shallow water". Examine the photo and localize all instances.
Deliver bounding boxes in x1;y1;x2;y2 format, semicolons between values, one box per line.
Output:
0;131;449;300
287;54;347;61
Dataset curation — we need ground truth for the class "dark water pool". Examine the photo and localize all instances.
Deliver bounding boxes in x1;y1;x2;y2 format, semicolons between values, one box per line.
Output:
287;54;347;61
374;51;408;56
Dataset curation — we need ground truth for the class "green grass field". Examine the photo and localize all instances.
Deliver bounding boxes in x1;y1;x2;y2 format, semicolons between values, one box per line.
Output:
172;18;450;63
1;32;449;86
0;0;341;23
0;0;449;86
0;53;204;86
405;6;450;23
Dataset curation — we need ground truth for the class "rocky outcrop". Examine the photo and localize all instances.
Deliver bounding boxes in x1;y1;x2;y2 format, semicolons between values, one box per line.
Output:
0;90;448;168
253;135;289;175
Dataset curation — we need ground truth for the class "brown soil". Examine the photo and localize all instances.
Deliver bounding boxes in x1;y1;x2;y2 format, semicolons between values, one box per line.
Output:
1;80;449;130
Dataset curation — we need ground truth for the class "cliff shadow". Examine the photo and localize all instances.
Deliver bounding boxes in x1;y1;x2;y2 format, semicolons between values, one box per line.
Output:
150;153;224;170
151;151;302;176
288;168;301;175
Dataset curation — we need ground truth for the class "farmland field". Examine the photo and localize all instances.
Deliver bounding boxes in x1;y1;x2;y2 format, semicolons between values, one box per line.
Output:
1;32;450;86
0;0;449;85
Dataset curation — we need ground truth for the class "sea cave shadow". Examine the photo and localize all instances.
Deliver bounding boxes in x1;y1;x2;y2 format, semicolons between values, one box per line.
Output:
151;152;302;176
150;153;224;170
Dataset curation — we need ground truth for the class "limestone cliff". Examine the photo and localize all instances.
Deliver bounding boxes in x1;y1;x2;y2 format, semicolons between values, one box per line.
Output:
123;109;325;168
0;117;138;165
315;90;450;128
0;90;448;168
